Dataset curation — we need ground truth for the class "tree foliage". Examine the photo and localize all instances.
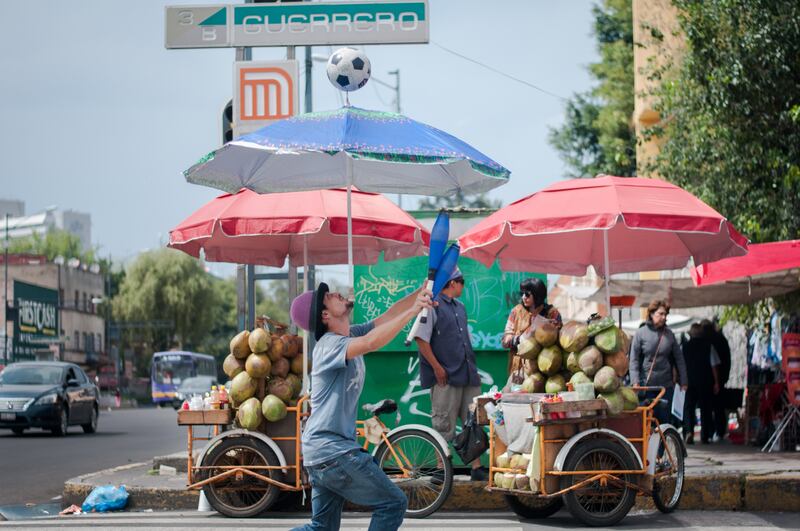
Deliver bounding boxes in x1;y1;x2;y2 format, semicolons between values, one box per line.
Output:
112;249;219;353
417;190;502;210
644;0;800;319
549;0;636;177
8;229;99;266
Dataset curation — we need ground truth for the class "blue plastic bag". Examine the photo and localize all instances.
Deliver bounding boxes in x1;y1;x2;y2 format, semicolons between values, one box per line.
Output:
81;485;129;513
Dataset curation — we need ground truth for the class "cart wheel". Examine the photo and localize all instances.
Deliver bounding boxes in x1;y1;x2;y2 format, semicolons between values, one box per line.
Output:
560;438;637;527
374;428;453;518
504;494;563;519
200;435;283;517
652;428;685;513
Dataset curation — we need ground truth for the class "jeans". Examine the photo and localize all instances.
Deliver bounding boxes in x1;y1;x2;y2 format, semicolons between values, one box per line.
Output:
291;449;407;531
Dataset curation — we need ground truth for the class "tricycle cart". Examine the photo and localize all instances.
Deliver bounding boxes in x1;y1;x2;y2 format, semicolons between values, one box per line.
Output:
177;396;453;518
486;386;686;527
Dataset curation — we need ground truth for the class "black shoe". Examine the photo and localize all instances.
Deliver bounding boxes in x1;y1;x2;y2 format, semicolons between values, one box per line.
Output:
684;433;695;445
430;469;445;486
470;467;489;482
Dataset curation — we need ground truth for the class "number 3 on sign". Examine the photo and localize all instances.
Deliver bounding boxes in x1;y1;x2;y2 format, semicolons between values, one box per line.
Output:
178;10;194;25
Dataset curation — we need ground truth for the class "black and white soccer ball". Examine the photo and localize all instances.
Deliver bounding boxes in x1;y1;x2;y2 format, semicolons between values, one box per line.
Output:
326;47;371;92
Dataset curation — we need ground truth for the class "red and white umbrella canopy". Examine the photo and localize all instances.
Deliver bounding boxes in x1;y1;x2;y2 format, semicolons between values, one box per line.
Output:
691;239;800;286
169;188;430;267
459;175;748;277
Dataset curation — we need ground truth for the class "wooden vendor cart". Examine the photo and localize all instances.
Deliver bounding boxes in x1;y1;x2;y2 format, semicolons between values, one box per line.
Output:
486;386;686;527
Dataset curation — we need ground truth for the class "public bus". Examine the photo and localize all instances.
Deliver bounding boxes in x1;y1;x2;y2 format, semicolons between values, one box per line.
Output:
150;351;217;405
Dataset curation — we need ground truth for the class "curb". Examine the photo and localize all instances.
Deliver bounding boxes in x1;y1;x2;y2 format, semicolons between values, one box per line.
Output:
64;467;800;513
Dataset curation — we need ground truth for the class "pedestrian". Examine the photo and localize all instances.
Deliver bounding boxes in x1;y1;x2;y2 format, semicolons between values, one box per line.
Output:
682;323;722;444
501;277;562;379
630;299;688;425
413;267;488;481
702;318;731;440
289;281;433;531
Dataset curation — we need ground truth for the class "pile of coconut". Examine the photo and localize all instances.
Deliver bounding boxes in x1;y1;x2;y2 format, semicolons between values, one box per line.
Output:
223;328;307;430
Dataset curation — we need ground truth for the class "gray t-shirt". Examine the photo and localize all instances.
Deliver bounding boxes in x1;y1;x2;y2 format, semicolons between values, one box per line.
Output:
301;321;374;466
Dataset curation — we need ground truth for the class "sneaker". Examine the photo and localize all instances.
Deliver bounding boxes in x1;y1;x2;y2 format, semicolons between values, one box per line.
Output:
470;467;489;482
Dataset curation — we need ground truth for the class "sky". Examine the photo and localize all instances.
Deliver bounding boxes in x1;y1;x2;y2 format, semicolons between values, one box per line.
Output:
0;0;599;276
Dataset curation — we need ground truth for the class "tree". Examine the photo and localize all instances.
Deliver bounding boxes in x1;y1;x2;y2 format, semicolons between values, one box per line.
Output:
548;0;636;177
417;190;502;210
644;0;800;321
112;249;220;359
8;229;98;265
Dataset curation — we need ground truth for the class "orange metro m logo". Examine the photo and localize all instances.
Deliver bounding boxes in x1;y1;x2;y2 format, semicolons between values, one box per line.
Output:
238;67;295;121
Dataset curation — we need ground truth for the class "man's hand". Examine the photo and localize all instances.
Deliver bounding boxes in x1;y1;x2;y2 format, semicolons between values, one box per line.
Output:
412;287;434;314
433;363;448;386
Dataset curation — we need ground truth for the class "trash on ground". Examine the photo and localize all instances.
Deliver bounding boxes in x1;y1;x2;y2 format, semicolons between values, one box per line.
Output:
81;485;129;513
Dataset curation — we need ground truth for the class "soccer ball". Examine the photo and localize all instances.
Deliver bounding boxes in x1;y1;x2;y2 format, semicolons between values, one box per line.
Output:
326;47;371;92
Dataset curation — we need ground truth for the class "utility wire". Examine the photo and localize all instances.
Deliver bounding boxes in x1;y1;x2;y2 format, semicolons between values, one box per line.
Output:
432;41;567;102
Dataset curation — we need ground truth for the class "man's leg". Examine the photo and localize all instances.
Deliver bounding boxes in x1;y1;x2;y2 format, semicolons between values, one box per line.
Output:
699;396;714;443
712;392;727;438
290;462;346;531
332;450;407;531
430;384;459;442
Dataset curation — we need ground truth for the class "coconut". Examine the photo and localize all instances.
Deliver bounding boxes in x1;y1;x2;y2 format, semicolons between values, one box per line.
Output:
230;330;251;359
514;474;530;490
517;337;542;360
577;345;603;377
237;397;263;430
518;454;531;470
261;394;288;422
282;335;299;359
523;359;537;376
537;345;563;375
594;326;620;354
248;328;271;353
271;357;290;378
620;387;639;410
545;374;566;394
593;366;621;393
230;371;257;403
502;473;516;489
496;452;511;469
533;319;559;347
245;353;271;379
566;351;581;374
268;377;293;403
494;472;505;487
267;334;286;362
223;353;246;379
290;354;304;375
559;320;589;353
529;372;547;393
509;454;522;470
285;373;302;397
598;390;624;415
569;371;592;386
604;349;629;378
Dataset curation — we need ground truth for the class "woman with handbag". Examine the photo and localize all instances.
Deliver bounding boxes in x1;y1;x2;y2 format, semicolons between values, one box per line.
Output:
630;300;688;425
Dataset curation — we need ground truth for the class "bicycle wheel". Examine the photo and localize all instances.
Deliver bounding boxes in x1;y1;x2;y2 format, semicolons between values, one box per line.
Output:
504;494;563;519
652;428;685;513
374;429;453;518
200;435;283;517
560;438;637;527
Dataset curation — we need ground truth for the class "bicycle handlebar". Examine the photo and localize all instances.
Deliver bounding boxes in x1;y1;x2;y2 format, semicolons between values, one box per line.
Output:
630;385;666;411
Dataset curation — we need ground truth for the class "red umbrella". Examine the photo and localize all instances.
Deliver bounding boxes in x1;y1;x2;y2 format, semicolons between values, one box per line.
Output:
458;176;749;307
168;188;430;267
691;239;800;286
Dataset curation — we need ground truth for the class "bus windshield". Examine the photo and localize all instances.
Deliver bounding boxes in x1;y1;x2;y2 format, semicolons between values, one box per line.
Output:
153;356;194;386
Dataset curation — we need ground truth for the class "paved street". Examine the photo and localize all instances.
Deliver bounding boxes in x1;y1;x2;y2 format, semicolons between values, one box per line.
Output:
0;407;185;506
0;510;798;529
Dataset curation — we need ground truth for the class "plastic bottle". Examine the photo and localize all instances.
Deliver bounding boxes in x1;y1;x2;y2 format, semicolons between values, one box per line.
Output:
203;392;212;410
217;386;229;410
210;385;220;410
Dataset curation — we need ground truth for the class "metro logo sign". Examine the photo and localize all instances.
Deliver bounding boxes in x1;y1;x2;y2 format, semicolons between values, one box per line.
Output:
165;1;429;48
233;61;299;137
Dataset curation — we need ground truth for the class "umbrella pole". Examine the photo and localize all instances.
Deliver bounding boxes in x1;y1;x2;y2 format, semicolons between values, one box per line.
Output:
302;236;310;397
603;230;611;315
346;163;354;296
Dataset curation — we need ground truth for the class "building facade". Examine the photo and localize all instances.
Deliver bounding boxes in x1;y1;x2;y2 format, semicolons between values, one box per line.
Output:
1;255;106;375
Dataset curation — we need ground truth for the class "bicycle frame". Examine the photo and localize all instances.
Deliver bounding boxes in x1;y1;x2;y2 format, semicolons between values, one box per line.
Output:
356;417;417;480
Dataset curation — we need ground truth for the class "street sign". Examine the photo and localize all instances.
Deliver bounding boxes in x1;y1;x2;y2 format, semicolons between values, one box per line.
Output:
165;1;429;49
233;60;299;137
